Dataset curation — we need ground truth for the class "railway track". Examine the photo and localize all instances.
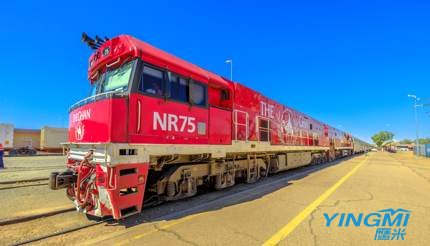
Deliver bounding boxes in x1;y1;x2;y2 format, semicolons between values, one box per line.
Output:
0;208;112;246
0;178;49;191
1;156;358;246
0;166;65;173
10;216;114;246
1;199;159;245
1;196;166;245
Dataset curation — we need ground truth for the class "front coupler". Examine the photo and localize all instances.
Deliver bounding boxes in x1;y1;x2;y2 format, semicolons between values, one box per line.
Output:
49;170;77;190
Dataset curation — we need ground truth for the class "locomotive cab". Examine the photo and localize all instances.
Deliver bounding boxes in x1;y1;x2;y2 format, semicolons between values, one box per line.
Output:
70;35;233;145
69;59;136;144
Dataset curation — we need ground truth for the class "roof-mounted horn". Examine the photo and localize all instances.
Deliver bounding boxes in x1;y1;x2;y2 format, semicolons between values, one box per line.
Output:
82;32;109;50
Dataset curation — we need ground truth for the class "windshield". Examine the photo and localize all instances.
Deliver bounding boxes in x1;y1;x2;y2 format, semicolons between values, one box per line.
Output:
89;60;135;97
101;60;134;93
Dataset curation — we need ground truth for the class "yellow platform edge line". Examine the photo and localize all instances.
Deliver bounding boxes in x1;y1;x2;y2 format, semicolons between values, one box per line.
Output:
263;157;368;246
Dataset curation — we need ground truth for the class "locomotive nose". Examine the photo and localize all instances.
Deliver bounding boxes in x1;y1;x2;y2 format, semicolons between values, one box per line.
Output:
69;98;128;143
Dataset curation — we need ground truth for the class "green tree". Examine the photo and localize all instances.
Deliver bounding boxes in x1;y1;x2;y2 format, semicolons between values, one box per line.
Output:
399;139;413;144
371;131;394;147
418;138;430;144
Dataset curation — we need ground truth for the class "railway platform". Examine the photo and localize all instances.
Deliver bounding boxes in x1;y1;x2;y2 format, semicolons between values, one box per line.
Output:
81;151;429;246
1;151;429;245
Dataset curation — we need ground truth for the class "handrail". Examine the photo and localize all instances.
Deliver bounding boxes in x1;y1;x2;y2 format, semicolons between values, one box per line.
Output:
233;109;249;141
136;100;141;133
90;70;99;80
69;91;117;111
106;57;121;68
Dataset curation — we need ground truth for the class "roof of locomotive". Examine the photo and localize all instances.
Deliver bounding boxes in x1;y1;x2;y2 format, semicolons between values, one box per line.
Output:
87;34;233;90
128;35;233;90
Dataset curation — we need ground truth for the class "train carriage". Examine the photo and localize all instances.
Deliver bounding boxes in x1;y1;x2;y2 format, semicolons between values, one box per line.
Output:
50;34;368;219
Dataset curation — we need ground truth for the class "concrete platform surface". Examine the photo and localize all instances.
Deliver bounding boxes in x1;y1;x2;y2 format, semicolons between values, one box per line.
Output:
30;151;430;246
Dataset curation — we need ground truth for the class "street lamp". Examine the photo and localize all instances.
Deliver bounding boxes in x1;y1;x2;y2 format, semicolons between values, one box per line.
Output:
408;94;422;155
225;59;233;81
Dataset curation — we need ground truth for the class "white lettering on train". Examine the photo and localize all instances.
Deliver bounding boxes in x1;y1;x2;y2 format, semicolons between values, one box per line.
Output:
260;101;274;119
72;109;91;123
153;112;196;133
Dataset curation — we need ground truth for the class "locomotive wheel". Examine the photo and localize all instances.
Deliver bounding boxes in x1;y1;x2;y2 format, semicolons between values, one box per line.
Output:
166;182;177;198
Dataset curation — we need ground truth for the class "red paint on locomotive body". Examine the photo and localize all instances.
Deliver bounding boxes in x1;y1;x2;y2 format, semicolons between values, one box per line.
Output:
128;93;209;144
69;98;128;143
60;34;356;219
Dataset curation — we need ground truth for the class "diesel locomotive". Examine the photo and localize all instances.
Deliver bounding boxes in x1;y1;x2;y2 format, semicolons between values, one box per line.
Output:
50;33;370;219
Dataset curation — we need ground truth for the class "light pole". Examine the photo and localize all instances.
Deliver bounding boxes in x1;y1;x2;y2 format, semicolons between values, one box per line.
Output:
408;94;421;155
225;59;233;81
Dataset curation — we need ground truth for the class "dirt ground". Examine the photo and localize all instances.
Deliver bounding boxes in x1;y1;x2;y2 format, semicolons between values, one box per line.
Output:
0;156;65;182
0;156;72;222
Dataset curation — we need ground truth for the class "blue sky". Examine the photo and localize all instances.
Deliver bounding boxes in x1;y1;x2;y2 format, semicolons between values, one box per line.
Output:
1;1;430;143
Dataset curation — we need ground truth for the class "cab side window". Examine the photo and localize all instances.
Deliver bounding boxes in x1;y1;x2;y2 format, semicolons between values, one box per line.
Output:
221;89;230;100
169;74;189;102
140;66;164;96
190;81;207;107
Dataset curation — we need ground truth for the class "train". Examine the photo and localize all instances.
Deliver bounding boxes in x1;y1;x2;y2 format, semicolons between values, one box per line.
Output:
49;33;371;219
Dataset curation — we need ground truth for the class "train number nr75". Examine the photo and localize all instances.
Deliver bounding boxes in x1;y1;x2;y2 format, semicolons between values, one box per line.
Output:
153;112;196;133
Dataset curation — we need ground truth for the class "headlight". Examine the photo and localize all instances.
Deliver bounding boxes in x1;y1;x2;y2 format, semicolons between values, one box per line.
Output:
103;47;110;56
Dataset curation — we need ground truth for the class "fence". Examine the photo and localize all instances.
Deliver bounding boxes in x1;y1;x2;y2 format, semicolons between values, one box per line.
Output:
415;144;430;157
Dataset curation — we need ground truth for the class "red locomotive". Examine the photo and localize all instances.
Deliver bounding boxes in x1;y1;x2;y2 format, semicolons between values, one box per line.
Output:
50;33;369;219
